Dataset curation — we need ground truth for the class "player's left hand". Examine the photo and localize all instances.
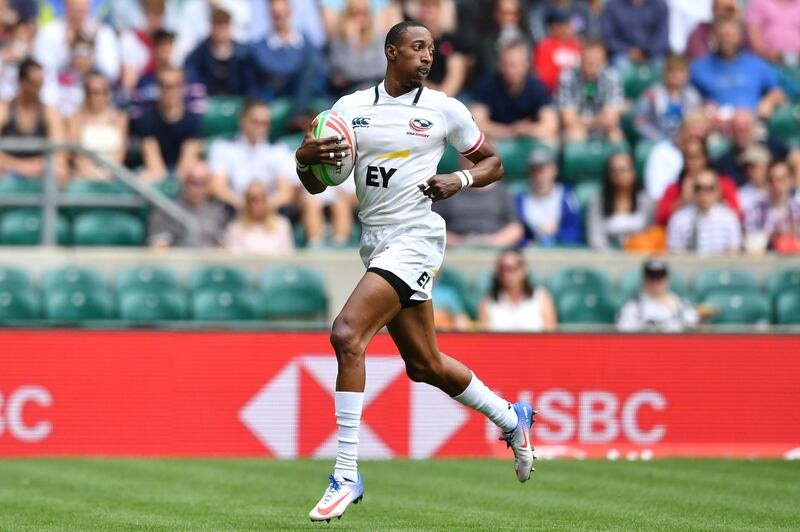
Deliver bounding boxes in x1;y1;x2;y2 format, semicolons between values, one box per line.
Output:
418;173;463;202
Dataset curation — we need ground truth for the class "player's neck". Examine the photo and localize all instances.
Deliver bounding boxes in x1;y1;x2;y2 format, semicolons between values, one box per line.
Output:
383;74;419;98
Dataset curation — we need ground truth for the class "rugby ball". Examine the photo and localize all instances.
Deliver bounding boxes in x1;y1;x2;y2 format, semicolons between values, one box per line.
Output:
310;110;357;186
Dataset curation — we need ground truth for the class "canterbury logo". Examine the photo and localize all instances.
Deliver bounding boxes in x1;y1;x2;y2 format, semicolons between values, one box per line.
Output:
352;117;371;128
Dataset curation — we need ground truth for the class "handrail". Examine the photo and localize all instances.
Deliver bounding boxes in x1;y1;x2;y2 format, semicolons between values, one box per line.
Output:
0;137;199;246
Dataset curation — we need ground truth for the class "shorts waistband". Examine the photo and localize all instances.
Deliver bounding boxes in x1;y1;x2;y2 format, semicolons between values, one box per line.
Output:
360;213;438;231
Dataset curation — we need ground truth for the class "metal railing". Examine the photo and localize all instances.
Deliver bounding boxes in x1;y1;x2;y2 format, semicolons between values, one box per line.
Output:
0;137;199;246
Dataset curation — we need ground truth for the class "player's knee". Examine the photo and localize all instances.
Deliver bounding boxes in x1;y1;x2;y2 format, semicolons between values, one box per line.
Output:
404;358;442;384
330;316;366;361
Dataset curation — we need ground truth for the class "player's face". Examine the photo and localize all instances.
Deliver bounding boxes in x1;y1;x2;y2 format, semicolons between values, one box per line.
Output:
390;27;434;89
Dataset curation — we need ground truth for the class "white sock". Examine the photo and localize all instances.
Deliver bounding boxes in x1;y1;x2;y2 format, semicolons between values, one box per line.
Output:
453;372;518;433
333;391;363;482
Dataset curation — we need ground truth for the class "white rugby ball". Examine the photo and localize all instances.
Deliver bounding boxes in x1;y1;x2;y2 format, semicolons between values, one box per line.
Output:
310;110;357;186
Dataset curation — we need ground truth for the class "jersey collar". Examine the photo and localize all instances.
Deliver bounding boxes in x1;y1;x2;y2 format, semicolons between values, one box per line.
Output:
374;81;423;106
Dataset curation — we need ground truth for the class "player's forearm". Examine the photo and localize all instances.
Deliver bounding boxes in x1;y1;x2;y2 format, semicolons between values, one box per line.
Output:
467;152;504;188
297;167;328;195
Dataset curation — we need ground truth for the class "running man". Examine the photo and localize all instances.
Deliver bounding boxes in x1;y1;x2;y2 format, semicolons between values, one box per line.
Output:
294;20;536;523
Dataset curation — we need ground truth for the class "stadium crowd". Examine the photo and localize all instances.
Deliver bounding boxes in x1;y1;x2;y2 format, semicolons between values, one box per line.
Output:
0;0;799;330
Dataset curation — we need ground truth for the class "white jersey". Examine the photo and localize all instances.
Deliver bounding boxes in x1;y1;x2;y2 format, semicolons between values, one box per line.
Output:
331;81;484;226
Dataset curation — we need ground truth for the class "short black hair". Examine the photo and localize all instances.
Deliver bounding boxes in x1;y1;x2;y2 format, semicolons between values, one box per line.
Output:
385;20;428;48
18;57;41;82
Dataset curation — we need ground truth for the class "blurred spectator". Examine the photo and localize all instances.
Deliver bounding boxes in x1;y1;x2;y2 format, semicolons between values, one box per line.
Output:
208;100;296;209
0;0;37;25
666;0;712;54
600;0;670;69
532;7;581;94
148;161;229;248
118;0;167;94
471;39;557;144
528;0;599;44
656;137;741;225
328;0;387;98
68;72;128;180
33;0;120;83
644;111;710;199
171;0;252;66
477;248;557;332
433;181;524;248
745;0;800;65
184;6;256;97
690;16;784;119
252;0;322;126
253;0;328;49
617;258;699;332
713;110;790;186
685;0;748;60
39;0;105;18
587;152;655;249
472;0;531;78
744;161;800;253
666;168;742;254
633;54;702;141
53;33;97;118
0;8;37;101
136;66;203;182
415;0;470;97
223;181;295;254
557;40;625;142
300;182;358;247
0;58;66;182
737;144;770;213
432;282;471;331
516;147;583;246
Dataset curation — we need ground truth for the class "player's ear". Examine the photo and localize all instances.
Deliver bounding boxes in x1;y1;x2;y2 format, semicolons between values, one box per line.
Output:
385;44;397;62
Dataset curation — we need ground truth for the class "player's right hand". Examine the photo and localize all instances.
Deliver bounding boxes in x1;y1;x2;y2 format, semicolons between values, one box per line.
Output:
296;132;350;167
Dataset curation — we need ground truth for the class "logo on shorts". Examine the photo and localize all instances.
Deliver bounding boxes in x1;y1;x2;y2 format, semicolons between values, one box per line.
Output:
352;117;371;128
409;118;433;132
416;271;431;288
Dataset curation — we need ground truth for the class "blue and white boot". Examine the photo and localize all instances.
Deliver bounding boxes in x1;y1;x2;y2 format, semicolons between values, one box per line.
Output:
499;402;537;482
308;473;364;522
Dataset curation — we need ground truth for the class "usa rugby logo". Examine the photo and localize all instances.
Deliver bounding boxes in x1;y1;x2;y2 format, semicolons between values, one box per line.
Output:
409;118;433;132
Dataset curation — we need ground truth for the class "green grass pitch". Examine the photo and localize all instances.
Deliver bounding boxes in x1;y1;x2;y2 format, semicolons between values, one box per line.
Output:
0;459;798;531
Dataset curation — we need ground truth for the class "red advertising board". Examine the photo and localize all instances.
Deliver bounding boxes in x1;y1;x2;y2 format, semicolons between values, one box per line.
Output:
0;331;798;459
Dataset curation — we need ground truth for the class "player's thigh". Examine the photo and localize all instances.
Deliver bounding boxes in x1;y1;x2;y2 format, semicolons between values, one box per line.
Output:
386;301;441;370
332;271;403;348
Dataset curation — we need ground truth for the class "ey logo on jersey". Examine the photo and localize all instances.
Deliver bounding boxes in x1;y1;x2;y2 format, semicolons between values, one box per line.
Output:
407;118;433;138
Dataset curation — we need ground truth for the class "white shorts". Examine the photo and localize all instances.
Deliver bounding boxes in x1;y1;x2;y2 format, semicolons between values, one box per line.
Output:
359;213;446;304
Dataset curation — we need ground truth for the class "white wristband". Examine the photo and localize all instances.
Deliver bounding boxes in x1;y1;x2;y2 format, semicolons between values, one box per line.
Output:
295;155;309;172
457;170;474;189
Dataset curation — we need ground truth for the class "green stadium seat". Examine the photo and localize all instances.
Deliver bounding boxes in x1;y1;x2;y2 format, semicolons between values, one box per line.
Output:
765;269;800;299
692;269;759;301
269;97;293;140
494;138;542;180
0;287;39;321
621;64;660;100
189;266;250;293
437;144;462;174
115;266;180;295
767;104;800;142
66;180;130;196
0;209;70;245
191;289;258;321
548;267;612;298
42;266;105;296
704;292;770;325
72;211;145;246
258;266;327;319
775;291;800;325
573;179;601;215
0;266;32;291
617;268;687;301
45;289;114;321
561;140;628;184
0;178;42;195
152;179;182;200
557;289;618;325
203;95;244;137
438;268;470;299
118;290;187;322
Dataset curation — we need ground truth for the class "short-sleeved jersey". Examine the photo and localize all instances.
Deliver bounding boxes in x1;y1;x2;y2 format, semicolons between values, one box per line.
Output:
331;81;484;226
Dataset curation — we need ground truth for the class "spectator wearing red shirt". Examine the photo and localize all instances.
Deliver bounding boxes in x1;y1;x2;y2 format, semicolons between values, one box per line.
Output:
533;8;580;93
656;137;741;226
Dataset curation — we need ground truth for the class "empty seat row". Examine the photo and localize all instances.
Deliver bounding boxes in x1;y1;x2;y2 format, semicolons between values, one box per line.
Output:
0;265;327;323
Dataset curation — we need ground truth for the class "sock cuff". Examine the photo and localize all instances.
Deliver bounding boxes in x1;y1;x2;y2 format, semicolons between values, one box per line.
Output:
453;371;478;401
